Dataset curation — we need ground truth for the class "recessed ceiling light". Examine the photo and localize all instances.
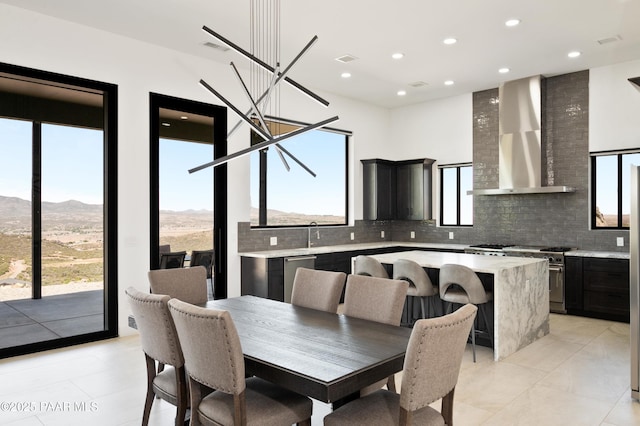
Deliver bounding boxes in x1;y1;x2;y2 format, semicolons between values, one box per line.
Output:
391;52;404;60
341;72;352;78
568;51;581;58
161;122;171;127
498;67;510;74
397;90;407;96
180;116;188;120
444;80;455;86
505;19;521;27
443;38;457;45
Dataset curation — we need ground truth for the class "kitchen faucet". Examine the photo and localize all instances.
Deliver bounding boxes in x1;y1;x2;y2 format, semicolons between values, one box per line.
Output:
307;221;320;248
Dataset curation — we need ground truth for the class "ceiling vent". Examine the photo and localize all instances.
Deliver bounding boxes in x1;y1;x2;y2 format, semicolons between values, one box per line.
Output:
597;35;623;45
409;81;428;88
335;54;358;63
203;41;230;52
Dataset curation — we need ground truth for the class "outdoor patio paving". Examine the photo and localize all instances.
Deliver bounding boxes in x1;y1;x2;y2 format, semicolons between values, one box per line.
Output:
0;290;104;349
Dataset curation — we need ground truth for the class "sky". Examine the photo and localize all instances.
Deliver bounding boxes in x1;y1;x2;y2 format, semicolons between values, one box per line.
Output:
249;129;346;216
0;118;104;204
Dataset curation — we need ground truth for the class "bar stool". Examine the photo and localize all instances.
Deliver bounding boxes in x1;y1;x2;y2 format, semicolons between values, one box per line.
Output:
392;259;440;320
439;263;493;362
354;255;389;278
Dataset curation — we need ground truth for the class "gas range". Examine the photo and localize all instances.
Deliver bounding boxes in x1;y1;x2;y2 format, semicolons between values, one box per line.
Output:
465;244;575;263
465;243;575;314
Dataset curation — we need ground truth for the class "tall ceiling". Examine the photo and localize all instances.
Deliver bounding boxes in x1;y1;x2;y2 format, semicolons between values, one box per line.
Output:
2;0;640;108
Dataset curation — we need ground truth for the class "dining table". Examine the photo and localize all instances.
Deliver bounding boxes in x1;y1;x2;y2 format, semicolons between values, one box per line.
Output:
202;295;412;405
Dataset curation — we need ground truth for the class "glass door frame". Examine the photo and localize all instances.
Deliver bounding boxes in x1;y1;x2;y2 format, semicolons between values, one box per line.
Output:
149;93;228;299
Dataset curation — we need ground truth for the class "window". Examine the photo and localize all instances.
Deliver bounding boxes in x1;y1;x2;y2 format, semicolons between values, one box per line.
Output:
592;150;640;228
250;118;349;227
440;163;473;226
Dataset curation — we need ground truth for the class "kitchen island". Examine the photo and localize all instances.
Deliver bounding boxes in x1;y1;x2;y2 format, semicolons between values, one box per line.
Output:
368;250;549;361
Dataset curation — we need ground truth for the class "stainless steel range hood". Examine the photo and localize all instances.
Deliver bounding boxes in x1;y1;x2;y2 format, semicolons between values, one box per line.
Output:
469;75;575;195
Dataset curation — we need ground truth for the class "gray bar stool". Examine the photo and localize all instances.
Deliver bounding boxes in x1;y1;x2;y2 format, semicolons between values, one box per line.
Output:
354;255;389;278
439;263;493;362
392;258;440;320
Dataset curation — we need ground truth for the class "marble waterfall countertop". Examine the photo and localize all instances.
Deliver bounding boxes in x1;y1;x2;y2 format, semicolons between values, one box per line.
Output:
369;250;549;361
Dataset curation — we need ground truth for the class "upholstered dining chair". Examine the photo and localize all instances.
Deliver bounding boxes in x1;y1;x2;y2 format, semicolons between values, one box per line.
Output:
354;255;389;278
393;258;440;320
160;250;187;269
439;263;494;362
324;303;478;426
125;287;188;426
291;267;347;313
167;298;313;426
342;274;409;395
148;265;208;305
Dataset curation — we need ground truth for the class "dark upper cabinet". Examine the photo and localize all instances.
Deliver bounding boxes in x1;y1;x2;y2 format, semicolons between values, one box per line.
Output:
362;159;396;220
362;158;435;221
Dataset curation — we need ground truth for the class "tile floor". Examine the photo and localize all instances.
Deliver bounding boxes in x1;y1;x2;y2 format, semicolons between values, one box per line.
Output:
0;313;639;425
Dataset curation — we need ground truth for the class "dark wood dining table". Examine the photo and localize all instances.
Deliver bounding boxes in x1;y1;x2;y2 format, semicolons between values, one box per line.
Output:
203;295;412;404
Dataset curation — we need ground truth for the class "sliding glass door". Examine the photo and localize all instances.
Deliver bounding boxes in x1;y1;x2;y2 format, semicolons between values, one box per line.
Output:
0;63;117;357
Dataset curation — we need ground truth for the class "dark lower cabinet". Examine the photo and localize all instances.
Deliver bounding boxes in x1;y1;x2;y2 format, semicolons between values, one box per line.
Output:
241;246;463;302
565;256;629;323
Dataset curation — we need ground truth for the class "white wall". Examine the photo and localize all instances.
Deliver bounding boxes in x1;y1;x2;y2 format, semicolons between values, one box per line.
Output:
389;94;473;222
0;4;390;335
590;59;640;152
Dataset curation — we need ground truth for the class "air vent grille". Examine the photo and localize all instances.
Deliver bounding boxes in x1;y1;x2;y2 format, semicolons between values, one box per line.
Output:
597;35;622;45
335;54;358;63
203;41;231;52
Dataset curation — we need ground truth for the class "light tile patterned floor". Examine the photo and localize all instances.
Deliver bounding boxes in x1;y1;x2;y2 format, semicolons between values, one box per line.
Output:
0;314;639;425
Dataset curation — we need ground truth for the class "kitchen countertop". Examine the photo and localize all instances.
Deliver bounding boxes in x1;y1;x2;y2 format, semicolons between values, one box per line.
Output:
565;250;629;259
239;242;629;260
238;242;468;258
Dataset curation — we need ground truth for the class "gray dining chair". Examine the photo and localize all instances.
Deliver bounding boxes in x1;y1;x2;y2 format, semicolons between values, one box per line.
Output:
125;287;188;426
342;274;409;395
159;250;187;269
324;304;478;426
354;255;389;278
167;298;313;426
190;249;214;278
393;258;440;320
439;263;494;362
291;267;346;313
148;265;208;305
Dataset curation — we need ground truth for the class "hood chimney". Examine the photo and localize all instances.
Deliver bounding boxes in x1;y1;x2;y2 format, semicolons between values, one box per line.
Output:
469;75;574;195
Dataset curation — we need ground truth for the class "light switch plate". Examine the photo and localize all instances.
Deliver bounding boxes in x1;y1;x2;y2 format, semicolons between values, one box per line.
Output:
350;232;355;240
449;232;454;239
381;231;385;238
617;237;624;247
410;231;415;239
270;236;277;246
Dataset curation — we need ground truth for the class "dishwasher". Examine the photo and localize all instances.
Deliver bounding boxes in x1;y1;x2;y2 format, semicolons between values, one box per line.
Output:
283;255;316;303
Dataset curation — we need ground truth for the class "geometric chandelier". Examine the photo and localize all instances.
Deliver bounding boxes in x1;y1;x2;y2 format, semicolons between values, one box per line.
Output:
189;0;339;175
